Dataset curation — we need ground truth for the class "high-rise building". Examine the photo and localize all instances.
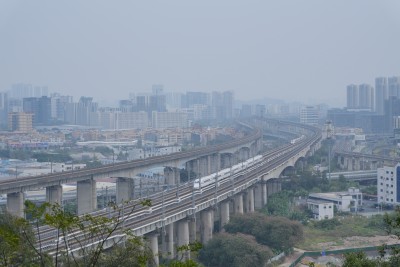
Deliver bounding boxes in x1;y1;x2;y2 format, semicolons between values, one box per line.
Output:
64;97;98;125
255;104;266;117
377;164;400;205
181;92;209;108
388;76;400;98
148;95;166;112
384;96;400;133
152;111;188;129
8;112;33;132
52;94;73;121
9;83;33;99
119;100;134;112
0;92;8;128
358;84;374;110
300;106;319;125
23;96;52;125
136;96;147;112
222;91;234;119
165;92;182;109
152;84;164;95
211;91;234;120
346;84;358;109
241;104;252;117
375;77;388;115
33;86;48;97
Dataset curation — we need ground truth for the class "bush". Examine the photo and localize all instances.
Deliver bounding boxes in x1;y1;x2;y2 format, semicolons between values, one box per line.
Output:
199;233;273;267
224;213;303;253
312;218;341;230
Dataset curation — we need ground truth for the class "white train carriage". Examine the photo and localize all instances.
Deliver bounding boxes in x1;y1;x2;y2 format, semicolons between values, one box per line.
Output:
193;155;264;190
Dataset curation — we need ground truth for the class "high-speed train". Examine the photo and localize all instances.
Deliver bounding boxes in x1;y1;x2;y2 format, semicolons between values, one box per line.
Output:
290;135;305;145
193;155;263;189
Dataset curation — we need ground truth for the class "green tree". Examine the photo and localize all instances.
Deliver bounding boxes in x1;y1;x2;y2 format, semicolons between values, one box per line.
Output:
224;213;303;253
21;199;154;267
20;199;202;267
266;191;291;217
0;212;41;266
94;146;114;156
342;251;382;267
198;233;272;267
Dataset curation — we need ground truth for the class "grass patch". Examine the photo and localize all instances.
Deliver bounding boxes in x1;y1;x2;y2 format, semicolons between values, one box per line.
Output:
299;215;387;251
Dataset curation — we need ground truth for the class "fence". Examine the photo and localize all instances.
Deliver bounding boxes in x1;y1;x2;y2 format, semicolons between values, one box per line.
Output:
288;244;400;267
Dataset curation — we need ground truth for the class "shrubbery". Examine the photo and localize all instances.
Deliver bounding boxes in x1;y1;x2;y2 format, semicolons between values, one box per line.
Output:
199;233;273;267
224;213;304;253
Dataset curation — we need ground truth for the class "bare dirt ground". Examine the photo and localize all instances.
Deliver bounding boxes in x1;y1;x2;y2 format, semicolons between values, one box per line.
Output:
278;235;400;267
318;235;399;250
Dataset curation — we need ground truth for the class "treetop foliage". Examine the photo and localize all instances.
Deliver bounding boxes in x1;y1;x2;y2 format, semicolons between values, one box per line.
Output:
224;213;303;253
0;199;201;267
198;233;272;267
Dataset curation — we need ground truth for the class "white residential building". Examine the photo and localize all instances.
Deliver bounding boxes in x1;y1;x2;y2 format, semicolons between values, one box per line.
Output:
299;106;319;125
307;199;334;220
128;146;181;160
377;164;400;205
308;188;363;212
152;111;188;129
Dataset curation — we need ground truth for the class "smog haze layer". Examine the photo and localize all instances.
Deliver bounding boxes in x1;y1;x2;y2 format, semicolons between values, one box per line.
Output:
1;1;400;107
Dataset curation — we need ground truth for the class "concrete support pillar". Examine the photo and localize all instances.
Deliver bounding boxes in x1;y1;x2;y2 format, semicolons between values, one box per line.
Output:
274;181;279;194
240;149;245;162
116;177;133;203
185;161;192;176
234;152;240;165
187;160;197;181
174;168;181;184
209;153;219;173
234;194;244;214
243;192;248;213
177;220;190;260
77;178;97;215
349;158;354;171
254;185;263;210
220;154;230;169
355;158;360;171
164;167;175;186
215;153;221;172
46;185;63;205
199;157;208;176
189;218;197;242
195;159;201;179
245;148;250;160
247;188;255;212
262;183;268;206
148;234;159;266
7;192;24;218
220;201;230;228
267;182;274;197
200;209;213;244
165;167;181;185
165;223;174;259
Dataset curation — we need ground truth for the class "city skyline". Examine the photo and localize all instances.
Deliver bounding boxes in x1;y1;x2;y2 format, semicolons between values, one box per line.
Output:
1;1;400;107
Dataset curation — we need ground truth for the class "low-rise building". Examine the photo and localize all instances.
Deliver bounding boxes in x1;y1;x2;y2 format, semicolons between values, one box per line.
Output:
308;188;363;212
307;199;334;220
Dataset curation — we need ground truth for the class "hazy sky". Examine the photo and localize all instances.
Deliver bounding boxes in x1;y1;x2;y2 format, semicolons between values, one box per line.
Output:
1;1;400;107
